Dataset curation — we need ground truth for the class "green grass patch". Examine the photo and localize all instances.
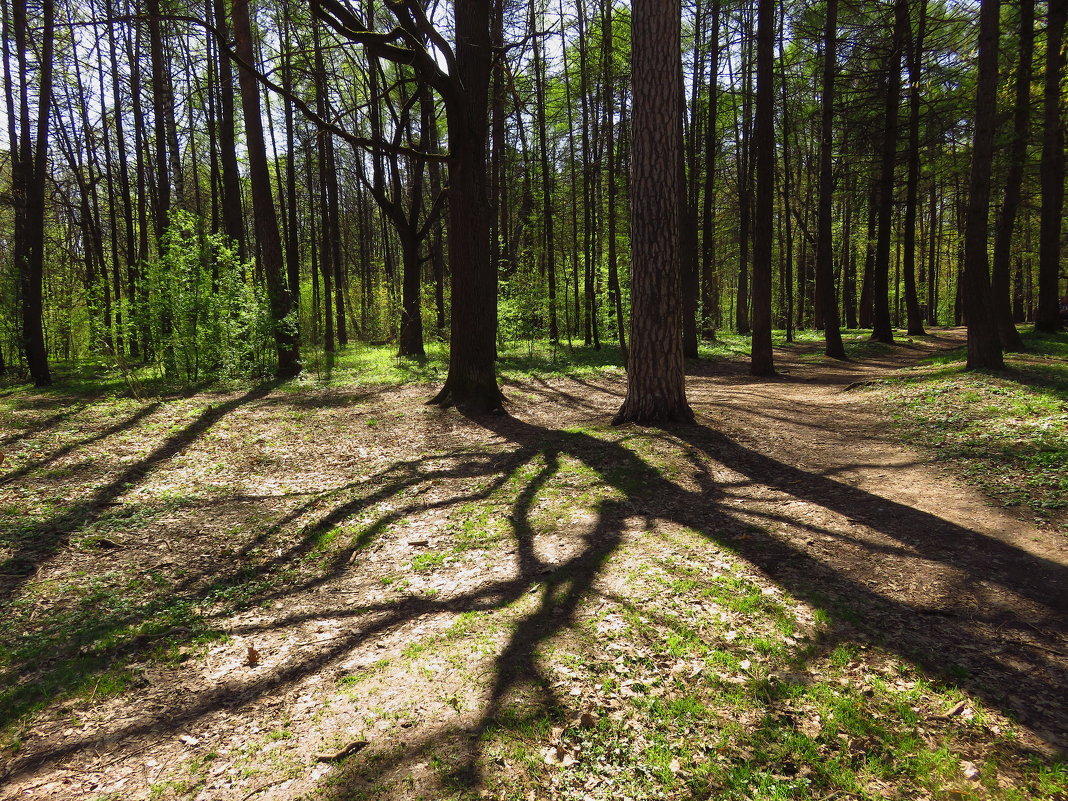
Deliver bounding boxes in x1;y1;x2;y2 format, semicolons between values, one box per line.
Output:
870;329;1068;525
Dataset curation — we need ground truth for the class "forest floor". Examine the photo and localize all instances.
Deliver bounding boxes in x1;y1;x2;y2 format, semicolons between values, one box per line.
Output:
1;327;1066;801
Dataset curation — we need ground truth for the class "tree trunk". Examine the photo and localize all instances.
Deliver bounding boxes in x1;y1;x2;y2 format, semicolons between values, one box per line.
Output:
962;0;1005;369
8;0;55;385
700;0;721;338
613;0;693;424
750;0;775;374
871;0;908;343
816;0;846;359
532;0;558;342
233;0;301;377
991;0;1033;350
1035;0;1066;332
428;0;502;413
902;0;927;336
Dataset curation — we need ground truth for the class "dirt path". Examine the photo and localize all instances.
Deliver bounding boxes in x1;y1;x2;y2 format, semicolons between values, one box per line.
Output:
1;329;1065;800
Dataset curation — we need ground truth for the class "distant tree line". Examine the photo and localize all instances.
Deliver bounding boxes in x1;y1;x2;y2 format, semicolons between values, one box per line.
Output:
1;0;1065;411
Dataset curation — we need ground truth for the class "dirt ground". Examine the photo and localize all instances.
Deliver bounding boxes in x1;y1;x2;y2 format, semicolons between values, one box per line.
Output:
1;328;1065;800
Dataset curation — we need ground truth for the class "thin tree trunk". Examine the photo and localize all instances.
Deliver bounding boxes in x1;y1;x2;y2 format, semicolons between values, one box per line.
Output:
902;0;927;336
1035;0;1066;332
233;0;300;377
750;0;775;374
816;0;845;359
871;0;908;343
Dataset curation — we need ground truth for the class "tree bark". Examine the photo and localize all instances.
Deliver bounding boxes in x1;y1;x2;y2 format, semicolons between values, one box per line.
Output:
750;0;775;374
991;0;1033;350
427;0;503;412
902;0;927;336
816;0;846;359
7;0;55;385
1035;0;1066;332
613;0;693;424
962;0;1005;369
871;0;908;344
233;0;301;377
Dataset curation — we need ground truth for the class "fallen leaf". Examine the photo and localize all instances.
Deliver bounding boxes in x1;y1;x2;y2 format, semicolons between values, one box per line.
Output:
178;734;200;746
960;760;980;781
669;757;681;774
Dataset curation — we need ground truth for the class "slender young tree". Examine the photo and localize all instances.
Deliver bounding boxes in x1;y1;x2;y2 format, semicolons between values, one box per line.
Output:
233;0;301;377
614;0;693;424
871;0;908;343
815;0;845;359
749;0;775;374
1035;0;1066;332
902;0;927;337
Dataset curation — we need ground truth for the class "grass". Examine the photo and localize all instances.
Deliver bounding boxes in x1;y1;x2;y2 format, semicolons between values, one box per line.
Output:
2;328;1066;800
869;328;1068;526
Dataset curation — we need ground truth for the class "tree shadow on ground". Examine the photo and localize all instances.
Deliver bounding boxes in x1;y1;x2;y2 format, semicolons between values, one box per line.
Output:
3;387;1065;797
312;410;1067;798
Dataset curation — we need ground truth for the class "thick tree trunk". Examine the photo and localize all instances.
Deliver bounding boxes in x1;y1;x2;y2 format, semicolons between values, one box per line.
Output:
613;0;693;424
1035;0;1066;332
962;0;1005;369
428;0;502;413
991;0;1033;350
397;229;425;358
8;0;55;385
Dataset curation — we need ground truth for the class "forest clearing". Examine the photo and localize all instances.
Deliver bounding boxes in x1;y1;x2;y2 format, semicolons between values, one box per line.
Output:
1;328;1066;800
4;0;1068;796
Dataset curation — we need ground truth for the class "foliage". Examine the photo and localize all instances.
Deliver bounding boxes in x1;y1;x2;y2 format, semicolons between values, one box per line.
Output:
141;212;274;383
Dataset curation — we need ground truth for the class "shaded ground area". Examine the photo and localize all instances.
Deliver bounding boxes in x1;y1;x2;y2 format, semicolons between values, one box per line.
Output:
0;328;1065;800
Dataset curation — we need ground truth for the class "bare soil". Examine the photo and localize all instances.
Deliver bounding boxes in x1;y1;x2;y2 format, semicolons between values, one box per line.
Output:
1;328;1065;800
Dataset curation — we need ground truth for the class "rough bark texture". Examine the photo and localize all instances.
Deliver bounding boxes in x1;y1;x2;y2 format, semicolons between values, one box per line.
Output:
233;0;301;377
614;0;693;425
816;0;846;360
962;0;1005;370
749;0;775;375
1035;0;1066;332
991;0;1033;351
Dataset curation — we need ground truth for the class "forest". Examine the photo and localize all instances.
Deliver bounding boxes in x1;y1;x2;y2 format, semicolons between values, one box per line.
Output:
2;0;1068;798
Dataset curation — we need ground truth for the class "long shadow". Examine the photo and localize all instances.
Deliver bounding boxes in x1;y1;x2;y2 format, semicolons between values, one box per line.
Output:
0;401;163;488
0;386;272;600
309;407;1068;797
0;406;80;449
5;398;1067;797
